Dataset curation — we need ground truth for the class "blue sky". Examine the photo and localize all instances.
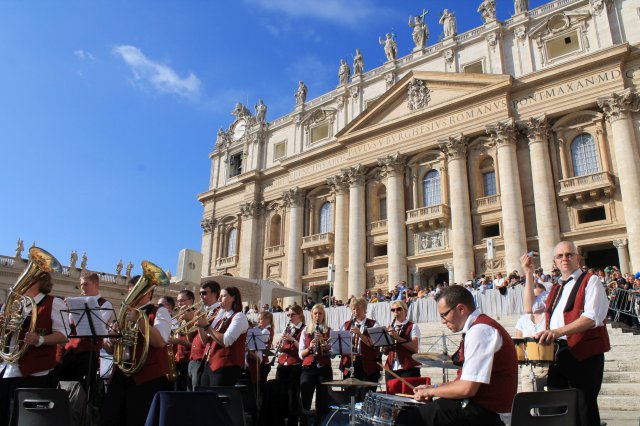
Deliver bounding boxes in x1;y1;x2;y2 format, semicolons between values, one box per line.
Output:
0;0;547;276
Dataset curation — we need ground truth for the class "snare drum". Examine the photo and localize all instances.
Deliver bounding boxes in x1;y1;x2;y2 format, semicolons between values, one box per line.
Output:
360;391;422;425
513;337;556;365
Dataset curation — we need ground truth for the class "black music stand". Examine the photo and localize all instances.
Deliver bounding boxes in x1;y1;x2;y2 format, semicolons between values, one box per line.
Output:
246;327;267;404
367;327;394;349
61;300;117;412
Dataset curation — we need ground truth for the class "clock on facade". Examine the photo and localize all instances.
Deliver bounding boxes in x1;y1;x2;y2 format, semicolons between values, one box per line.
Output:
232;119;246;140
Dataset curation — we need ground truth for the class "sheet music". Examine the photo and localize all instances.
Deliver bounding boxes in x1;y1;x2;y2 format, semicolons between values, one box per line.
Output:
65;296;109;337
328;330;352;355
247;327;267;350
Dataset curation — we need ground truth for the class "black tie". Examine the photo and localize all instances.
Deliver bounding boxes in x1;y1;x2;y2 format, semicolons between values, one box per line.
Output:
550;276;574;314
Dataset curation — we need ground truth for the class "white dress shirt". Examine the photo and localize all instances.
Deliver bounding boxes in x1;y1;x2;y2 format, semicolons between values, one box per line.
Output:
1;293;66;378
340;317;378;354
391;319;420;371
549;269;609;339
459;310;503;385
212;309;249;347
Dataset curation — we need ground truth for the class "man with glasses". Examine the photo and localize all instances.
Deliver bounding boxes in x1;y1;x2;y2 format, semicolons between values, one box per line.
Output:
522;242;610;426
169;290;195;390
186;281;220;390
398;285;517;426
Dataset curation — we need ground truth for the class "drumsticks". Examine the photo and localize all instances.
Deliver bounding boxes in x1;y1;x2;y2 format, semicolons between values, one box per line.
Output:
377;362;415;390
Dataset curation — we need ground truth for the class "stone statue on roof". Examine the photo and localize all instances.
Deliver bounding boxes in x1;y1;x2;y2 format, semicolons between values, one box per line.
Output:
408;10;429;50
15;239;24;258
80;252;88;269
439;9;457;38
70;250;78;269
478;0;497;22
255;99;267;123
116;259;123;276
125;261;133;277
379;33;398;62
338;59;351;86
514;0;529;14
353;48;364;75
296;81;307;105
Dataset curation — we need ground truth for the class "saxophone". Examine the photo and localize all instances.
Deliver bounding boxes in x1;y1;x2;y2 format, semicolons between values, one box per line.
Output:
166;341;178;382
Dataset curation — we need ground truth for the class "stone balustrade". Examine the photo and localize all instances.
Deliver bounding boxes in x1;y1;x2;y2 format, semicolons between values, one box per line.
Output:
367;220;388;235
406;204;451;230
216;255;238;269
558;171;615;204
301;232;335;254
264;245;285;259
473;194;502;213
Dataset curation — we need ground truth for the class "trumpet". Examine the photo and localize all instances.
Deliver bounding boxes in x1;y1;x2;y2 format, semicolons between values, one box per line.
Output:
174;301;220;335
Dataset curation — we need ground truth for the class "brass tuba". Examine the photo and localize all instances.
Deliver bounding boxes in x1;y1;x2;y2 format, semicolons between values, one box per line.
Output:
113;260;169;375
0;247;62;362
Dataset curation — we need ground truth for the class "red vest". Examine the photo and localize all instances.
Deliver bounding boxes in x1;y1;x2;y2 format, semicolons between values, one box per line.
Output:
456;314;518;414
545;272;611;361
384;321;421;371
64;297;108;354
208;312;247;371
175;331;195;363
19;295;57;376
340;318;381;376
277;323;304;365
301;327;331;367
131;306;170;385
189;305;220;361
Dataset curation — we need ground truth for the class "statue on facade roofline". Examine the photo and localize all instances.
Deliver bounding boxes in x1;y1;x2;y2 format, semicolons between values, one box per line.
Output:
255;99;267;123
80;252;88;269
514;0;529;14
478;0;497;23
353;48;364;75
15;239;24;258
125;261;133;277
231;102;250;118
116;259;123;276
408;10;429;50
296;81;307;105
338;59;351;86
439;9;457;38
70;250;78;269
379;33;398;62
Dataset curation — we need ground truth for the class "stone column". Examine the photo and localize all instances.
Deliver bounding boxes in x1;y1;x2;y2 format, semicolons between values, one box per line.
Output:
378;153;408;290
445;262;454;286
521;115;561;271
346;165;367;298
440;135;474;284
327;172;350;303
614;239;630;275
598;90;640;271
200;217;216;276
238;200;265;278
283;187;306;306
487;119;527;274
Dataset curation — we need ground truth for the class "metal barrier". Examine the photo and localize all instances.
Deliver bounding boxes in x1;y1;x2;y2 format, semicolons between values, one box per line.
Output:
607;287;640;323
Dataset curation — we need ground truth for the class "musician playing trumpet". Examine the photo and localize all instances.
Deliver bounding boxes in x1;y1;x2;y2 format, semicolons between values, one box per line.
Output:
169;289;195;391
187;280;220;390
299;304;332;422
384;300;421;382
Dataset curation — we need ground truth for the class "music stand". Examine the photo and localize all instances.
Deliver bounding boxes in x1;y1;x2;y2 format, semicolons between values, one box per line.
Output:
367;327;394;349
246;327;267;404
61;297;117;412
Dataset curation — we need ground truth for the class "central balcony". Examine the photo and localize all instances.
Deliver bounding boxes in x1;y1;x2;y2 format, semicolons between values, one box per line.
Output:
558;171;615;204
406;204;450;231
264;245;284;259
216;255;237;269
367;220;388;235
473;194;501;214
301;232;334;254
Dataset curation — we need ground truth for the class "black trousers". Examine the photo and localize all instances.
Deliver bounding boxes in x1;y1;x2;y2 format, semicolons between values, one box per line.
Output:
384;367;421;383
0;372;54;426
276;364;302;426
173;360;190;391
99;369;167;426
300;365;332;422
343;358;380;401
547;342;605;426
199;364;242;387
396;398;504;426
57;350;100;391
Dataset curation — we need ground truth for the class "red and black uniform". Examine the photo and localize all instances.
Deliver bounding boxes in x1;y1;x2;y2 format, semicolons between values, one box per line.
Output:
100;304;170;426
300;326;333;420
200;311;247;387
544;272;611;426
248;325;274;385
174;330;195;390
275;323;305;426
340;318;381;382
56;296;110;388
384;321;421;381
187;305;219;390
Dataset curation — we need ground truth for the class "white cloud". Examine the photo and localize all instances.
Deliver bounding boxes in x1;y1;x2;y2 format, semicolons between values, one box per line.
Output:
74;49;95;61
112;45;201;98
245;0;385;26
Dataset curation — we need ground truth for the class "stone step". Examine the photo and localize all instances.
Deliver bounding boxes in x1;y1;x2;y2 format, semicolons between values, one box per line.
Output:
603;371;640;383
604;360;639;372
599;383;640;396
600;410;640;426
598;395;640;411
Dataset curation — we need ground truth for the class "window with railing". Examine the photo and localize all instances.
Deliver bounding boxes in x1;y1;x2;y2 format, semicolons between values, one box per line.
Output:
319;202;332;233
423;170;441;207
571;133;600;177
227;228;237;256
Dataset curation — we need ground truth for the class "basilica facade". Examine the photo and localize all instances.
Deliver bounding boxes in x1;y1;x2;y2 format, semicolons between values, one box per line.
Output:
198;0;640;303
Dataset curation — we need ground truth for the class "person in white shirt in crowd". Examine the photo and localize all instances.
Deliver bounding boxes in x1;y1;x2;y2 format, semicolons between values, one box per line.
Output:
514;283;548;392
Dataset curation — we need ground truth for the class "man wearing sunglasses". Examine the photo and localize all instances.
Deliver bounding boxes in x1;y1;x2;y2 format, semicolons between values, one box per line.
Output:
399;285;517;425
522;241;610;426
186;280;220;390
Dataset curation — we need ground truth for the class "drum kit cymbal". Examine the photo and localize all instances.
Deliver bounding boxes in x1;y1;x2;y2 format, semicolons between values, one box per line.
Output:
412;352;457;369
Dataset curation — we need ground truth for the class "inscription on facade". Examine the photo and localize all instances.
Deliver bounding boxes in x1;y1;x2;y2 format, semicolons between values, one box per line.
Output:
290;153;349;180
511;69;622;110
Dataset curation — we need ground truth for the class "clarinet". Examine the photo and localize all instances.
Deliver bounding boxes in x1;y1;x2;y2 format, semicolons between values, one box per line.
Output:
271;321;292;366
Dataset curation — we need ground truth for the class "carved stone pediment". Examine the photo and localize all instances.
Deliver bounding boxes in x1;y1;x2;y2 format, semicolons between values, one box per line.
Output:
529;11;591;40
407;78;431;111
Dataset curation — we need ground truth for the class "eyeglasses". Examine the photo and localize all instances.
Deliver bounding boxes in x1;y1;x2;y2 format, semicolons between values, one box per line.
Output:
439;305;456;320
390;307;403;312
199;291;208;296
554;253;576;260
287;313;297;317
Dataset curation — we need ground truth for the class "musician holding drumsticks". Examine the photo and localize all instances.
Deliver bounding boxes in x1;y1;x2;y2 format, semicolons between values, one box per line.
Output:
397;285;517;426
383;300;421;382
522;242;610;426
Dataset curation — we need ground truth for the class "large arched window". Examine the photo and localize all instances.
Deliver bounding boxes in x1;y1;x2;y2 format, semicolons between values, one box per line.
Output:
319;202;332;233
480;157;497;196
423;170;441;207
227;228;237;256
571;133;600;176
269;215;281;247
377;185;387;220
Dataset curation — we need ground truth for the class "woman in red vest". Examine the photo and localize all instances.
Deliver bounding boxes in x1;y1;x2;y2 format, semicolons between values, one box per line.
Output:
275;304;305;426
383;300;421;382
202;286;249;386
299;304;332;422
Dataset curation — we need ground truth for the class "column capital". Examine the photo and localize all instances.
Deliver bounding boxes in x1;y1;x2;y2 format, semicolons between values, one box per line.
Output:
240;200;266;219
613;238;628;248
377;152;407;178
439;134;469;159
597;89;640;123
519;114;549;144
444;262;454;272
343;164;367;187
282;187;306;208
327;172;350;194
486;118;517;147
200;217;217;233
